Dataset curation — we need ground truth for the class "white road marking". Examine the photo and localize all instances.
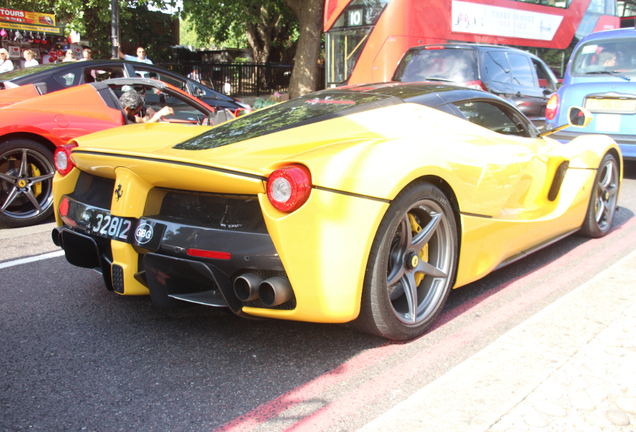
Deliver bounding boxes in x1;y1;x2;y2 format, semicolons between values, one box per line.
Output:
0;250;65;269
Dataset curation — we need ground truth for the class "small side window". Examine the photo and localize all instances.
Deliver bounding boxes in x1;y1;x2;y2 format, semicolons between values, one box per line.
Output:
453;100;532;137
54;72;76;87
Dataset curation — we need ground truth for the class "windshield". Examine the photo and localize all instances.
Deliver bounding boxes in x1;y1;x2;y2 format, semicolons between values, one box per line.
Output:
326;28;372;85
175;91;400;150
393;48;479;83
325;0;391;85
570;37;636;77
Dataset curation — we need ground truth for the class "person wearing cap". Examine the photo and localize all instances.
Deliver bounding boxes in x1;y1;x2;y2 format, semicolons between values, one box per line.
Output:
117;46;152;64
0;48;14;73
23;50;38;67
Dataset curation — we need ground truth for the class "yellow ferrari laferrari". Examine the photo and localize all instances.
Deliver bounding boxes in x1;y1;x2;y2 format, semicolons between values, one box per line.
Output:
51;83;622;340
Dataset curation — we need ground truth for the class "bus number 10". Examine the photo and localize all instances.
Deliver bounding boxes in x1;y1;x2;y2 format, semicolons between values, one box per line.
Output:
348;9;363;26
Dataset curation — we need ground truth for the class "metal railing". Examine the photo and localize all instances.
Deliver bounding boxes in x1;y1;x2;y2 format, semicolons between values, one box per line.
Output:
157;62;326;96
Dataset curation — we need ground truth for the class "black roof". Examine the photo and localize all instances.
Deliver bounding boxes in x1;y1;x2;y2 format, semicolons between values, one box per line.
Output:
328;82;498;107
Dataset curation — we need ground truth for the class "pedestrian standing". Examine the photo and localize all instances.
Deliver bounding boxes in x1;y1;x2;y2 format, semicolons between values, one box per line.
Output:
117;46;153;64
0;48;14;73
23;50;38;67
79;48;92;61
63;49;76;62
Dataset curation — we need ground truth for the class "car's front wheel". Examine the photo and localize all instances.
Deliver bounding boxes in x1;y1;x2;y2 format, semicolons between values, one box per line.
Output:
579;153;620;238
0;139;56;228
355;182;458;340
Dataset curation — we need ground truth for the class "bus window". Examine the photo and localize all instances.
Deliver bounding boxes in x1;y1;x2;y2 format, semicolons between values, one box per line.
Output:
326;29;372;85
326;0;391;85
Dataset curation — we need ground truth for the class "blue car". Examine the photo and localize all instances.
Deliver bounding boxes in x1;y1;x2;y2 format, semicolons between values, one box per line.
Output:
544;27;636;159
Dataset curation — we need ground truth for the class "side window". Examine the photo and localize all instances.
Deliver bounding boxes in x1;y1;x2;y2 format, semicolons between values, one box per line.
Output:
132;66;188;91
483;51;511;84
453;100;531;137
508;54;536;87
531;59;556;91
81;66;126;83
112;84;208;123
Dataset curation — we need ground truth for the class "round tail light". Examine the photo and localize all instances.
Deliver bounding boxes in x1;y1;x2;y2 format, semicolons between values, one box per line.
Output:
54;143;78;177
267;165;312;212
546;94;559;121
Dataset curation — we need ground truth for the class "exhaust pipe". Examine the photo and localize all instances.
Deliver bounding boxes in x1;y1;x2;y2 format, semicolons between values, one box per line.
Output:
258;277;293;307
233;273;262;302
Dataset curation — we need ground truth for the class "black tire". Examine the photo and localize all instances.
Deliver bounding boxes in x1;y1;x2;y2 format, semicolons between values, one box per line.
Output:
579;153;619;238
354;182;458;340
0;139;55;228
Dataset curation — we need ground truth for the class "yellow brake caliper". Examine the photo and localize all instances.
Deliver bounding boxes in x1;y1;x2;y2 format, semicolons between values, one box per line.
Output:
30;164;42;197
408;213;428;286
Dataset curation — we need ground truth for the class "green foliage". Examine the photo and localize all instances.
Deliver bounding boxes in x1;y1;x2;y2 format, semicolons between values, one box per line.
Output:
181;0;298;62
5;0;177;61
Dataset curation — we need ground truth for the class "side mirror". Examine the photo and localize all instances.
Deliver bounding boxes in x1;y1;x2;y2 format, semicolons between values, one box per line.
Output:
194;87;204;97
539;106;592;138
568;106;592;127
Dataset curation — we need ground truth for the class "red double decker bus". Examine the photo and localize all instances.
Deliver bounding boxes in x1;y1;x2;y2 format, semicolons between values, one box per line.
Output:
324;0;621;86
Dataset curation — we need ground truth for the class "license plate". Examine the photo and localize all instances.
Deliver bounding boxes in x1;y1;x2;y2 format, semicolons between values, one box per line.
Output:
585;98;636;113
64;197;166;250
86;208;135;242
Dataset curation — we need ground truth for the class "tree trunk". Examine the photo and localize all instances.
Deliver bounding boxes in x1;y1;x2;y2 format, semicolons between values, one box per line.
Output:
285;0;324;98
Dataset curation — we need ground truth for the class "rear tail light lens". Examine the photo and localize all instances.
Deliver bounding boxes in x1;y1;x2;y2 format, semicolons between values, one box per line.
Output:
463;80;487;91
267;164;312;212
54;143;78;177
546;94;559;121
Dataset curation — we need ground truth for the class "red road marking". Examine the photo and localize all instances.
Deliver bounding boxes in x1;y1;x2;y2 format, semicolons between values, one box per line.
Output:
215;217;636;432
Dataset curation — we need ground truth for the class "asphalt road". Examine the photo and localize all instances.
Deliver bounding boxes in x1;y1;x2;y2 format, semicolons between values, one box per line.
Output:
2;161;636;432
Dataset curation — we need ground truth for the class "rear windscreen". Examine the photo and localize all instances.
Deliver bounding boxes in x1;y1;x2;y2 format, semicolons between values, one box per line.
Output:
393;48;479;83
174;91;401;150
570;37;636;77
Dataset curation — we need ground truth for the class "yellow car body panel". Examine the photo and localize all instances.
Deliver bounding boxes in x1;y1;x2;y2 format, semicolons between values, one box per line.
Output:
52;84;623;329
244;192;388;322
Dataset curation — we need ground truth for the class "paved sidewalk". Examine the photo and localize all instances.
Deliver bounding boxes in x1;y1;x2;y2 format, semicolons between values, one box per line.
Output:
359;249;636;432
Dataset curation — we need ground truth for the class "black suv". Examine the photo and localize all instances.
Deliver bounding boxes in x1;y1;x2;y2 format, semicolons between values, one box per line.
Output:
392;44;558;127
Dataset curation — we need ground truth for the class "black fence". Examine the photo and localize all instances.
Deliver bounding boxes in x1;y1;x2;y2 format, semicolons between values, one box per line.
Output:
156;62;326;97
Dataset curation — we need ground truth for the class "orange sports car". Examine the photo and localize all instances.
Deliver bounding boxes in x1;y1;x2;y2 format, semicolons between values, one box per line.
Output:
0;78;227;228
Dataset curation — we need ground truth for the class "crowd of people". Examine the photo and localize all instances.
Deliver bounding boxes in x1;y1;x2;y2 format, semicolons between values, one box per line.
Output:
0;44;149;69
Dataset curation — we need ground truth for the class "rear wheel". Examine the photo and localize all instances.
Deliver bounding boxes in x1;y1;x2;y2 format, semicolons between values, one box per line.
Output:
355;182;458;340
0;140;55;228
580;153;619;238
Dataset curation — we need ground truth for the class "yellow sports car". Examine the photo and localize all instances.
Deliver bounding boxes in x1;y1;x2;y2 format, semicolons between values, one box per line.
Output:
51;83;622;340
